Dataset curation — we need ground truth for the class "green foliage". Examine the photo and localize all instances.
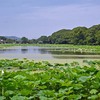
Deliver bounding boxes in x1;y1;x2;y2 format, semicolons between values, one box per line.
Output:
0;24;100;45
42;24;100;45
21;37;29;44
37;36;48;44
71;27;87;45
0;59;100;99
0;36;16;44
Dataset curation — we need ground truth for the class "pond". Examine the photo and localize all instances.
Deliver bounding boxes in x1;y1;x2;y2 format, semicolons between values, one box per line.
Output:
0;46;100;64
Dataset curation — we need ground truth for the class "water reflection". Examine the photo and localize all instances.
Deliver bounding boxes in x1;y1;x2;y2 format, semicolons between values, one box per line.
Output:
33;48;49;54
0;46;100;60
0;49;18;54
21;49;28;53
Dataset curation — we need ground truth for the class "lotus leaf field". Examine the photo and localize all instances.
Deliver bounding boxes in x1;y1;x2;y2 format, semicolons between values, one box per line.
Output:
0;59;100;100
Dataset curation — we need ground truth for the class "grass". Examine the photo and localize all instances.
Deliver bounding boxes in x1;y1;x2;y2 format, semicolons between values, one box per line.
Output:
0;43;100;53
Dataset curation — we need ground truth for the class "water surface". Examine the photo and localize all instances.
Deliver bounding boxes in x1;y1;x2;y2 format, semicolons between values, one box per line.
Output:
0;46;100;64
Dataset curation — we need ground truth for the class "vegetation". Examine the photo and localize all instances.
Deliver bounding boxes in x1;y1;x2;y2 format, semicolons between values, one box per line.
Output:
47;24;100;45
0;59;100;100
0;36;17;44
0;24;100;99
0;24;100;45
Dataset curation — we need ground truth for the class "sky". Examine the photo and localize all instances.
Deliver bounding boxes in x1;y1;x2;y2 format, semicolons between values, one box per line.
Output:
0;0;100;39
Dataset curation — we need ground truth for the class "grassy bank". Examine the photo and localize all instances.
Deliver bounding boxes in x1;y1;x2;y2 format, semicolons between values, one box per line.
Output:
0;44;100;52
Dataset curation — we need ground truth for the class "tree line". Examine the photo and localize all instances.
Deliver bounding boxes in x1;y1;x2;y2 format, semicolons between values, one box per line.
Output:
37;24;100;45
0;24;100;45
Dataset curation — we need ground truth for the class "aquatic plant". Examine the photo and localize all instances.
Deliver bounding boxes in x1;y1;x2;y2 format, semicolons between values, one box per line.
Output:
0;59;100;99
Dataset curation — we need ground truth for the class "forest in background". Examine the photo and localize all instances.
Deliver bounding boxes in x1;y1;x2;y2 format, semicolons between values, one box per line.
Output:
0;24;100;45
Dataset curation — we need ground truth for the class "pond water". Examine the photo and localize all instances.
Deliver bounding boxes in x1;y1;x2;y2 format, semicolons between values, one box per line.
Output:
0;46;100;64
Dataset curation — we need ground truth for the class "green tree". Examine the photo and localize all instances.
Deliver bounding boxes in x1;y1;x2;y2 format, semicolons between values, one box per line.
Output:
21;37;29;44
37;36;48;44
71;27;87;45
95;30;100;45
85;24;100;45
29;39;37;44
48;29;71;44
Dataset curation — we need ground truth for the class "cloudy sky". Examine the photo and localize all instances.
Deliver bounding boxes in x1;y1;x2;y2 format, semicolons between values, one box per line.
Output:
0;0;100;39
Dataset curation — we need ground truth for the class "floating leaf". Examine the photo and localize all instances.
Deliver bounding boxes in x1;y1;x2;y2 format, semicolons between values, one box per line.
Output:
11;95;28;100
0;96;5;100
78;76;90;82
88;95;98;100
90;89;98;94
14;75;26;80
5;90;14;96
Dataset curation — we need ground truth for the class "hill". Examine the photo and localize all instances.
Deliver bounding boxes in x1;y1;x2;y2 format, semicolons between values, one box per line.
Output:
3;36;20;41
37;24;100;45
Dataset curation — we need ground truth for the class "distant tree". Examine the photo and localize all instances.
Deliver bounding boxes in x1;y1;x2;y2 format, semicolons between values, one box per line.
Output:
47;24;100;45
85;25;100;45
71;27;87;45
6;39;15;43
0;36;7;40
0;36;7;43
1;24;100;45
48;29;71;44
37;36;48;44
21;37;29;44
95;30;100;45
29;39;37;44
